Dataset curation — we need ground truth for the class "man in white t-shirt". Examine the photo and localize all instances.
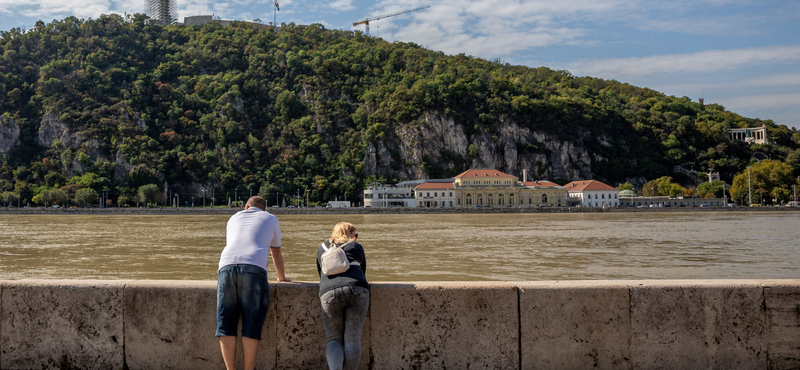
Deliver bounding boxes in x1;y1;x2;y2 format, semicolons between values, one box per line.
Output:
216;196;290;370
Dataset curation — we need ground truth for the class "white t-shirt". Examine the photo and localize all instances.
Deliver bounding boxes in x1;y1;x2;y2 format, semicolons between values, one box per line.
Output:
218;207;282;271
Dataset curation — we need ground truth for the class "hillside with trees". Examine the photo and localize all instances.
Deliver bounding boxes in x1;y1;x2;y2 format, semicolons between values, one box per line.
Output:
1;15;799;207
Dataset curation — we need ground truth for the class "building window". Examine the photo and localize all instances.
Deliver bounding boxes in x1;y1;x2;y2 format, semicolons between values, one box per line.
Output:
587;194;592;199
466;194;473;205
498;193;504;205
426;192;430;197
602;194;605;199
434;192;438;197
434;201;438;207
450;201;453;207
449;192;453;197
528;198;532;204
542;194;548;203
477;194;483;205
487;194;494;205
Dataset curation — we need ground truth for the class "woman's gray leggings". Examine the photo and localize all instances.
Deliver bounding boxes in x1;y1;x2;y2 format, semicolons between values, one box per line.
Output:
320;285;370;370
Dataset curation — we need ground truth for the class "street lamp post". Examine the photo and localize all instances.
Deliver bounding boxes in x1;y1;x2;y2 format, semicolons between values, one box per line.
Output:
651;186;655;207
747;166;752;207
235;188;238;205
723;183;727;207
203;189;206;207
793;184;796;206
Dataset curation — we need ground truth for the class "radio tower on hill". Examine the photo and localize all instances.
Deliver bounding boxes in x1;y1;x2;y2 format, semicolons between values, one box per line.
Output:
145;0;178;25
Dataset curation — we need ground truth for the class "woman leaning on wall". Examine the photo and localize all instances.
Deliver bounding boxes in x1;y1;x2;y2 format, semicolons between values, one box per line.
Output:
316;222;369;370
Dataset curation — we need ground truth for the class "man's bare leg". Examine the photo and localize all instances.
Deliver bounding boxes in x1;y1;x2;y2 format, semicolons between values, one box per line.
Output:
242;337;259;370
220;336;237;370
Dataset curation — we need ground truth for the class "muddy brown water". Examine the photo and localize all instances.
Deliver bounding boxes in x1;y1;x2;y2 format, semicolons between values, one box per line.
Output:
0;212;797;281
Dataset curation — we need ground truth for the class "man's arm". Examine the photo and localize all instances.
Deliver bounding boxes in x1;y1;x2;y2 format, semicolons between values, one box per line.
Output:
270;247;291;282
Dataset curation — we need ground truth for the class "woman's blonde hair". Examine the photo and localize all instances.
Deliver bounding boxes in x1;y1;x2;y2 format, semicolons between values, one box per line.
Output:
329;222;356;245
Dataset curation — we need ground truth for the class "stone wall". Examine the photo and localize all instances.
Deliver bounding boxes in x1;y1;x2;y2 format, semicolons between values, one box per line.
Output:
1;279;799;369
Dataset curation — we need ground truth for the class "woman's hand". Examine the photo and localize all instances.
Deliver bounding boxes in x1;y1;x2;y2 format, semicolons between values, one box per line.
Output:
277;277;292;282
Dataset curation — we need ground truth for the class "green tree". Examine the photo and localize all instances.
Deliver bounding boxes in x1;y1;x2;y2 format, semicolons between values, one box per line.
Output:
138;184;162;207
773;187;791;204
32;188;55;206
667;183;685;197
697;180;726;199
1;191;20;207
53;189;69;206
642;176;679;196
730;160;794;205
617;182;634;192
117;195;130;207
74;188;99;207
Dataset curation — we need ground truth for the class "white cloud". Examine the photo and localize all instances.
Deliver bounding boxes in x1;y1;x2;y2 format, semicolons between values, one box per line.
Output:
370;0;775;60
716;93;800;128
566;45;800;79
717;93;800;111
329;0;354;11
634;15;758;36
370;0;605;58
0;0;114;19
658;73;800;93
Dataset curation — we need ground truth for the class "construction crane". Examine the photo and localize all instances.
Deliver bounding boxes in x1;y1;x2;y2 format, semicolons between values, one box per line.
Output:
353;6;429;35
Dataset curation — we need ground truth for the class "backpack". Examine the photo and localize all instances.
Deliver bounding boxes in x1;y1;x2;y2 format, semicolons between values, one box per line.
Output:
320;241;352;276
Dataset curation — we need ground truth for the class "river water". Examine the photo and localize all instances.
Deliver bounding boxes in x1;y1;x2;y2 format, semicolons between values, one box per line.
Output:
0;212;797;281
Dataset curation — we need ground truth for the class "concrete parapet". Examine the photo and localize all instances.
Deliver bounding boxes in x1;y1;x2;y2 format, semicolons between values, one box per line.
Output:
1;280;800;369
123;280;277;370
370;282;519;369
518;281;631;369
274;282;371;370
630;280;766;370
763;280;800;369
0;280;128;370
0;280;4;368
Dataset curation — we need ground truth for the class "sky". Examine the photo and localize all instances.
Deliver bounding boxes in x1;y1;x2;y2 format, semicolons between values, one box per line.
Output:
1;0;799;128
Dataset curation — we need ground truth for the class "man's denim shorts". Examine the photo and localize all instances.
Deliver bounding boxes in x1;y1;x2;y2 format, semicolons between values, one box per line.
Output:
216;264;270;340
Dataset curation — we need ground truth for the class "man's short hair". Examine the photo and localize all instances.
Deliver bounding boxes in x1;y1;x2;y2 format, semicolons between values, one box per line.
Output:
246;196;267;211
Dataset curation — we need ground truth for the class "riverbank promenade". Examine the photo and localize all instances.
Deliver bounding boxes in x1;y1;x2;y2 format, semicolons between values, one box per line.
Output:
1;279;798;369
1;205;798;216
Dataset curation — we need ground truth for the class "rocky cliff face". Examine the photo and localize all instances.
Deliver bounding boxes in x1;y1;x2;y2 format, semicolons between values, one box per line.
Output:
38;112;82;148
37;112;107;176
0;115;21;154
362;115;598;181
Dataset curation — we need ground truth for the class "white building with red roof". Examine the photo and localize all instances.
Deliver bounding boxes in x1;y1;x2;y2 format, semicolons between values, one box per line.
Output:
412;169;567;208
563;180;619;207
414;181;457;208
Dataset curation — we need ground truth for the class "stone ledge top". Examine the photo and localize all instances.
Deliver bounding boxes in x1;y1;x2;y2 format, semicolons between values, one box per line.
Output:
0;279;799;288
0;279;134;287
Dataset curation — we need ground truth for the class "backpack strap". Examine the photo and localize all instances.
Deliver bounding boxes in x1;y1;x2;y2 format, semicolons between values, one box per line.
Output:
322;240;354;252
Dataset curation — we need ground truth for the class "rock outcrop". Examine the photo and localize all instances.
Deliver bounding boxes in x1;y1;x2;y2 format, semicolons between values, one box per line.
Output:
363;114;597;181
38;112;82;148
114;150;133;180
0;115;21;154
